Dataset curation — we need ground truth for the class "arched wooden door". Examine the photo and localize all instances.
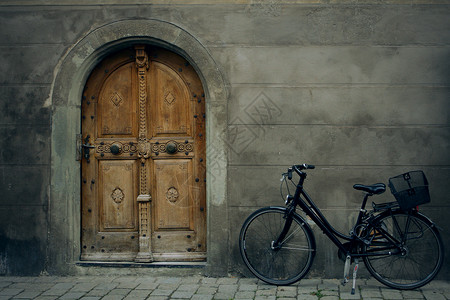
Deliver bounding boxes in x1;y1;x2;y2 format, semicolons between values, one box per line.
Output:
81;46;206;262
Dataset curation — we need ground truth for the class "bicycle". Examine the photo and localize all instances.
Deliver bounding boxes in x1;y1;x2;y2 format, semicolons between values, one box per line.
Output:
239;164;444;293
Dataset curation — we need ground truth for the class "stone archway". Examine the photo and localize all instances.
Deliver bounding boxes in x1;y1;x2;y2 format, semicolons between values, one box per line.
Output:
49;19;229;275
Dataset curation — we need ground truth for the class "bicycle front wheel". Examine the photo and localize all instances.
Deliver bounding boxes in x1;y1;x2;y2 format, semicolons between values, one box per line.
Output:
363;210;444;289
239;207;316;285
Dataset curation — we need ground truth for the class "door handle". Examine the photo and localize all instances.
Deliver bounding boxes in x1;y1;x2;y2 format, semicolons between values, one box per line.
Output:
166;142;177;154
81;136;95;162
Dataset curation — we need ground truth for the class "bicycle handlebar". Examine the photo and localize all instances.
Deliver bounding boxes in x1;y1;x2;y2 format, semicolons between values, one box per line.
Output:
286;164;315;179
295;163;315;170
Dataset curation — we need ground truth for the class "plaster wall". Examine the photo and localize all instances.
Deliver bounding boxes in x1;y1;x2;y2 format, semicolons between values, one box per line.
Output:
0;1;448;278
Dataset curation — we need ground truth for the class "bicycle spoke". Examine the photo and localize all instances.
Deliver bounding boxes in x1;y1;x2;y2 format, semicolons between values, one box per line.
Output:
279;225;303;245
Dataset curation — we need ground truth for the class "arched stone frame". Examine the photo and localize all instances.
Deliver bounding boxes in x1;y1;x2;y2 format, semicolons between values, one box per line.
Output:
49;19;229;275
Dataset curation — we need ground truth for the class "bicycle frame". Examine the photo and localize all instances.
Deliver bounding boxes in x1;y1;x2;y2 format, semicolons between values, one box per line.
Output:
283;166;403;258
240;164;443;290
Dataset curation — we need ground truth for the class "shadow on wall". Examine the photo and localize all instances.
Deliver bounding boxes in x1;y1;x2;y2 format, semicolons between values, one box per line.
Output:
0;234;45;276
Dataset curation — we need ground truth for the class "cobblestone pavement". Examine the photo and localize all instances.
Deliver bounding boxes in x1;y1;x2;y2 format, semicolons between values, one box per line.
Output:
0;275;449;300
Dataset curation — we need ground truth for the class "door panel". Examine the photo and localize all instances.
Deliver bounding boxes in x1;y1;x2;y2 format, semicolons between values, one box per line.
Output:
81;46;206;262
99;160;138;231
152;62;192;136
98;63;137;137
153;159;192;231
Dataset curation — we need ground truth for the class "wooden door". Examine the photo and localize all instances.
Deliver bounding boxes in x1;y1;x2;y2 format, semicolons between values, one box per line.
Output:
81;46;206;262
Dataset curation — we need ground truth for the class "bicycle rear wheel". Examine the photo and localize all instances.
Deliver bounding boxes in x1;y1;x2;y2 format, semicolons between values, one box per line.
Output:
363;210;444;289
239;207;316;285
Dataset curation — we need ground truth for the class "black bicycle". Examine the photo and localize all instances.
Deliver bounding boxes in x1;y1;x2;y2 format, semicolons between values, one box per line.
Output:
239;164;444;292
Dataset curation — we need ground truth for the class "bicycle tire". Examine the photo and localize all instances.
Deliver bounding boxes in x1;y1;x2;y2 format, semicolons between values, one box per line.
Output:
362;210;444;289
239;206;316;285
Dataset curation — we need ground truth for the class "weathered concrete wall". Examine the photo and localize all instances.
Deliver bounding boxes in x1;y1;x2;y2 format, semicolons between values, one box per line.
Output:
0;34;53;275
0;1;448;279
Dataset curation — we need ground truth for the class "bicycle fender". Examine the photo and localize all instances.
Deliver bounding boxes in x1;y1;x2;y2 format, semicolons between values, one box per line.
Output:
415;211;443;231
373;209;441;230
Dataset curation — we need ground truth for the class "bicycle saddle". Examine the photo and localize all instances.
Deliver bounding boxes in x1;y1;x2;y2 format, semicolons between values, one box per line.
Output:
353;183;386;195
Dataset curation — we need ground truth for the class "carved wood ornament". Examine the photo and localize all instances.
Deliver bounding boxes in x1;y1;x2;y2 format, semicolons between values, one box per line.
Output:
134;46;153;262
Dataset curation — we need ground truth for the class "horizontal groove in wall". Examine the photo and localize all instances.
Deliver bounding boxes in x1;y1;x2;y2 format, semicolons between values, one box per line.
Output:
0;123;51;126
0;83;51;86
228;82;450;87
225;124;450;128
0;43;448;47
0;163;50;166
207;44;450;48
0;1;449;6
228;164;450;168
0;204;48;207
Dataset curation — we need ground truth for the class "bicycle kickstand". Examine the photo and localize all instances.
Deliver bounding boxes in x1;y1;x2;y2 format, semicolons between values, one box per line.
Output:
342;255;351;286
351;258;359;295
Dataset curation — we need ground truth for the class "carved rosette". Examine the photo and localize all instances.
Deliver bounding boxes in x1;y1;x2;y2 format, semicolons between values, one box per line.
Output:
166;187;179;203
138;141;150;159
111;187;124;204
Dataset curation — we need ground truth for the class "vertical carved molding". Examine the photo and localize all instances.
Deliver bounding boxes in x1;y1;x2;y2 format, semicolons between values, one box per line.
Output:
134;46;153;262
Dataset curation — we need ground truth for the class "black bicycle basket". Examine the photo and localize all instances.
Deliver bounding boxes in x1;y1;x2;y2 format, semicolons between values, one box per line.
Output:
388;170;430;210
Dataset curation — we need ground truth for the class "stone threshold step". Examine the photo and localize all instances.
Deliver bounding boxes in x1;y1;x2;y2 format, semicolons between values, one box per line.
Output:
76;261;206;268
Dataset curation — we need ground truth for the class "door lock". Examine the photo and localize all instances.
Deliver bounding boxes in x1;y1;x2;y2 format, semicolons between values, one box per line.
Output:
81;136;95;162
